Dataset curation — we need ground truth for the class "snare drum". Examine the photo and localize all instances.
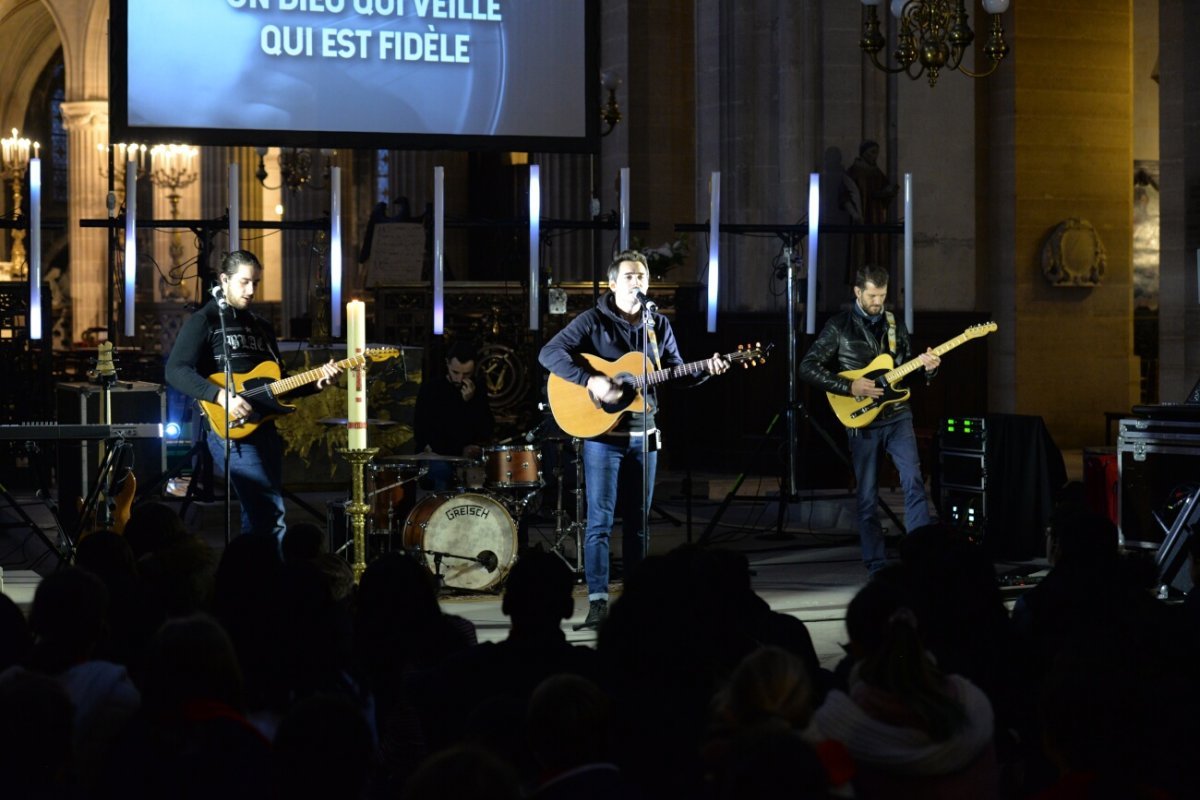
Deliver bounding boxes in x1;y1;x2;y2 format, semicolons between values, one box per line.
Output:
367;459;423;534
483;444;543;488
402;492;517;591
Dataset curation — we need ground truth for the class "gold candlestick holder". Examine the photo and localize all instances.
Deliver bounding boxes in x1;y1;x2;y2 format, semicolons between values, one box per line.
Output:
337;446;379;581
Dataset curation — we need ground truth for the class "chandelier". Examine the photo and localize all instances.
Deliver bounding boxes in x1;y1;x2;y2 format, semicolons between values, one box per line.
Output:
254;147;334;192
860;0;1011;87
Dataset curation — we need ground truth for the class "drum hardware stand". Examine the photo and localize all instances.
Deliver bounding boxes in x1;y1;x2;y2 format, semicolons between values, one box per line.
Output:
549;437;585;574
337;446;378;582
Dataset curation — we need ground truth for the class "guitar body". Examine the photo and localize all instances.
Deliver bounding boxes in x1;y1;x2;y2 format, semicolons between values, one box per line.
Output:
199;361;295;440
827;354;912;428
547;352;649;439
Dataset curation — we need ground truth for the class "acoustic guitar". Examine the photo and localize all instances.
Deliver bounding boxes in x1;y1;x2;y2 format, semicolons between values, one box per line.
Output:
199;347;399;440
547;344;769;439
826;322;997;429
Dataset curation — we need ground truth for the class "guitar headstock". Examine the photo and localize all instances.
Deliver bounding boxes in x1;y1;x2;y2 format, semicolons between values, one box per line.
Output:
364;347;401;362
964;322;998;339
729;342;771;368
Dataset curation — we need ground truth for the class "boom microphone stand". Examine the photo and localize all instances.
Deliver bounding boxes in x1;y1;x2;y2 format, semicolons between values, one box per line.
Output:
213;284;234;547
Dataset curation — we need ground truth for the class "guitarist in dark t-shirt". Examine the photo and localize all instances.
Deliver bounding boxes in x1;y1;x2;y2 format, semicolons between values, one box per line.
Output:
166;250;341;543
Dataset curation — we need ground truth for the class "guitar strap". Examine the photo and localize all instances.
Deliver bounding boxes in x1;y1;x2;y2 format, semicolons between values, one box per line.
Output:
885;311;898;354
644;317;663;371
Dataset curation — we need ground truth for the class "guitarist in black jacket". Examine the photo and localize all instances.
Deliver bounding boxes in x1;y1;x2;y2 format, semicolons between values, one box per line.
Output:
799;265;939;574
166;250;340;544
539;250;727;629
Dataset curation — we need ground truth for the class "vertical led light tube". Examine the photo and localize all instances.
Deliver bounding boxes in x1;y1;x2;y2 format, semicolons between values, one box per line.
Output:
124;152;137;337
29;158;41;339
330;166;342;337
904;173;914;333
433;166;445;335
806;173;820;335
707;171;720;332
228;163;239;250
619;167;630;251
529;164;541;330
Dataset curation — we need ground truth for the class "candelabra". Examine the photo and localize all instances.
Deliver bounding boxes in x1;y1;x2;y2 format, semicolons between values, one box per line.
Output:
338;446;379;582
149;144;199;289
1;128;39;279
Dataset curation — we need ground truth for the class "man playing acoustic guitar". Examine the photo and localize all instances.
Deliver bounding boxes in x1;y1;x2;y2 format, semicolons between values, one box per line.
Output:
166;250;341;543
539;250;728;630
799;264;940;575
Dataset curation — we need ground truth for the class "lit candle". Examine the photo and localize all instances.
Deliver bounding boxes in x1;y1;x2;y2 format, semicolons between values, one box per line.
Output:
346;300;367;449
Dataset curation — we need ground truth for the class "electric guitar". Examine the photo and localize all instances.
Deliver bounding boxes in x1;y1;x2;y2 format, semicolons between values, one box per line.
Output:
827;322;997;429
547;343;769;439
199;347;399;440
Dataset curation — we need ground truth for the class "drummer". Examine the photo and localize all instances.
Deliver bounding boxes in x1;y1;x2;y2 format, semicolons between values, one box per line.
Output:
412;339;494;490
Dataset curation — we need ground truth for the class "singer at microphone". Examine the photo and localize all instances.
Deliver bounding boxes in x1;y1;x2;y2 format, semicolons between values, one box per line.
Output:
537;249;732;632
165;250;345;542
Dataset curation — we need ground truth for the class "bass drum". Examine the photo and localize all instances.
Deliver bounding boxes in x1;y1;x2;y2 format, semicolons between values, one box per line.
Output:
402;492;517;592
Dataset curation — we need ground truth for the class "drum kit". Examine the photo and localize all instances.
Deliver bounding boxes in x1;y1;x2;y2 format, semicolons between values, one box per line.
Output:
347;436;585;593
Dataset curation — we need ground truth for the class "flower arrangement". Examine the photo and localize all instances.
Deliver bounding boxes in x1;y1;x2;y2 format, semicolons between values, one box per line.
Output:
634;235;689;280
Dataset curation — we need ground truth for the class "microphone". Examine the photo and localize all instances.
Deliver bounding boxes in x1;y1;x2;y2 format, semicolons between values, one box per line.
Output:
635;290;657;312
210;284;228;309
477;550;499;572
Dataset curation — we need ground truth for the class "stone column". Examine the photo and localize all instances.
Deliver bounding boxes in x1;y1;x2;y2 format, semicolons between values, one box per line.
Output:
60;100;110;344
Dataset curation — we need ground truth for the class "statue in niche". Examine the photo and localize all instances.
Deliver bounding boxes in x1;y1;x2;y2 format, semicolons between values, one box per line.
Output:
845;140;898;282
1041;218;1106;287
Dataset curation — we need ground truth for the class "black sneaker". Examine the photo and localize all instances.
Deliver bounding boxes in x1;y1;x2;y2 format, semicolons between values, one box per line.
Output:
572;598;608;631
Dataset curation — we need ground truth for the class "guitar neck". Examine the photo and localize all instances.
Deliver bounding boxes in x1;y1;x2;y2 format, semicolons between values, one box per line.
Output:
884;333;974;384
267;354;365;397
631;353;735;389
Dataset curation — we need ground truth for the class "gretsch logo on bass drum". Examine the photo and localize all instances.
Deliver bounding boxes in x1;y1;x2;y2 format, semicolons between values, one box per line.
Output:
445;504;490;521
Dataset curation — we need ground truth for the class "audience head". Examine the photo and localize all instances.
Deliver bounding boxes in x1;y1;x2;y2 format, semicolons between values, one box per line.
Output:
403;744;520;800
501;550;575;626
712;645;815;733
138;613;244;715
273;693;374;799
0;666;74;789
527;673;610;772
1046;508;1119;568
123;501;188;558
0;594;31;672
844;573;966;740
281;521;327;565
28;567;109;672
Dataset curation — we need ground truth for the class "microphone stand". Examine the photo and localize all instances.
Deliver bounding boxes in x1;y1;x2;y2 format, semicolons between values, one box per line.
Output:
214;292;234;547
640;300;653;563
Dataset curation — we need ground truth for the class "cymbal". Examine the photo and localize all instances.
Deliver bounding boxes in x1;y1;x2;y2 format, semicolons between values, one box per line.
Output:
383;451;474;464
317;417;399;427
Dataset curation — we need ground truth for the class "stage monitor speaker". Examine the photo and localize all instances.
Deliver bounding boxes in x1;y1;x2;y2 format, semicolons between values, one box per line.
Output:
56;381;165;533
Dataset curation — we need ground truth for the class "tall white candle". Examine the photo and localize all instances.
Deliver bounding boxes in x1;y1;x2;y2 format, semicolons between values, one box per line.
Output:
346;300;367;449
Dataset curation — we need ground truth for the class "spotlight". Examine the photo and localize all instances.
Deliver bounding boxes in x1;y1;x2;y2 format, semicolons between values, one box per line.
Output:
164;421;183;440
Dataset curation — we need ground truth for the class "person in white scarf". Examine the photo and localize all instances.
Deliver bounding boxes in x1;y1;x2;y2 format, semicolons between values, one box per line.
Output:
813;576;999;799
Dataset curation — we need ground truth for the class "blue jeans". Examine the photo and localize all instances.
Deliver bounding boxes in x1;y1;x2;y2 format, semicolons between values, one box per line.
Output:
847;416;932;573
207;423;287;543
582;437;658;600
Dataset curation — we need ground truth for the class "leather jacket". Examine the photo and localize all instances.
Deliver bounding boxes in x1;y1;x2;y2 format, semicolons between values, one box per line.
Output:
799;306;916;418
